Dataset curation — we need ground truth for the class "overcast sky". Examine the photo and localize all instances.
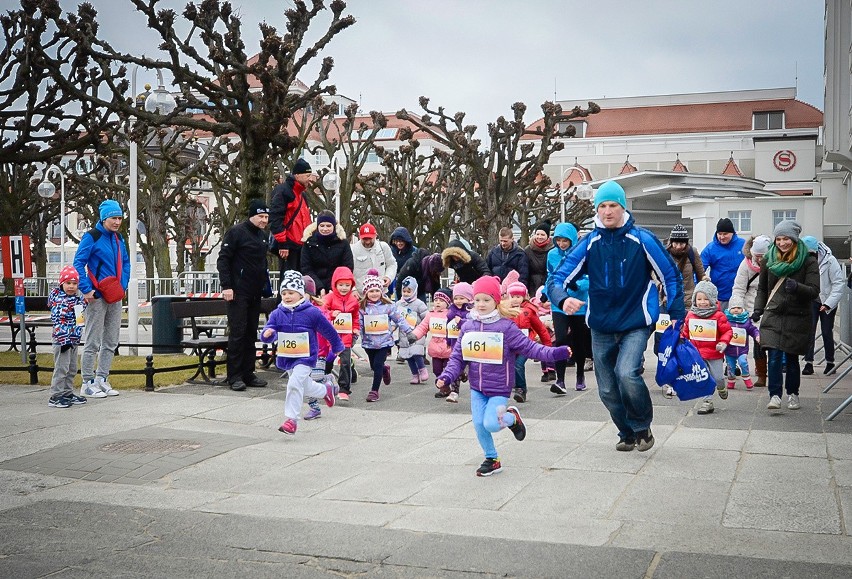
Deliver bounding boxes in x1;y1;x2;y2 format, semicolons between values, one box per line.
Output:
26;0;825;134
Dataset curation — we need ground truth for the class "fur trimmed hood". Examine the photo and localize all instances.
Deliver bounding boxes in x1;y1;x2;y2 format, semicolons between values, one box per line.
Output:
441;245;471;269
302;221;347;242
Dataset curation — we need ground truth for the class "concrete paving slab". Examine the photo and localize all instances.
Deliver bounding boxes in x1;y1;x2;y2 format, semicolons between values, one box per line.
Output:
736;453;833;485
654;550;852;579
502;469;633;518
611;475;729;526
388;504;623;547
320;433;432;463
523;418;604;442
840;487;852;537
553;442;656;474
314;460;456;503
167;446;304;491
229;456;369;497
664;426;749;451
398;436;487;466
494;439;578;468
744;429;828;457
641;447;740;482
190;396;281;423
401;465;541;509
725;481;841;534
833;458;852;487
827;432;852;459
376;411;472;437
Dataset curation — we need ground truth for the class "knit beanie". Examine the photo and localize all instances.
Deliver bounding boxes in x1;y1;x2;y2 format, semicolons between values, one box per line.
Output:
292;158;312;175
433;288;452;306
362;269;385;294
693;280;718;307
669;224;689;242
801;235;819;252
716;218;735;234
452;282;474;302
472;275;502;304
773;220;801;243
248;198;269;216
532;219;552;236
58;265;79;285
507;282;527;297
401;276;418;295
751;235;772;256
280;270;305;296
728;295;745;310
99;199;123;221
593;180;627;209
316;210;337;227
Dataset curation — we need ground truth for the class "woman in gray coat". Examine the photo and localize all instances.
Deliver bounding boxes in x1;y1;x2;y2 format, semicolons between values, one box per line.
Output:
752;221;820;412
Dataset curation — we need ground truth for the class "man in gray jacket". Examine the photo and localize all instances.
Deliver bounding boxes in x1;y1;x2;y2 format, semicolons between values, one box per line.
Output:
351;223;397;292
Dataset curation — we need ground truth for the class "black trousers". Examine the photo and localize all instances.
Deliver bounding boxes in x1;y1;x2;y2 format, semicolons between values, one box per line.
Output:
226;293;261;383
278;244;302;278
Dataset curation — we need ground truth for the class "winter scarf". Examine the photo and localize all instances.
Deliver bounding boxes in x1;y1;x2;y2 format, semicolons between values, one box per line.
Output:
766;240;808;278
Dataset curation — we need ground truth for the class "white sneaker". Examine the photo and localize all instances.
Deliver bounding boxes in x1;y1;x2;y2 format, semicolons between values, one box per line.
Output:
787;394;800;410
663;385;675;399
767;395;782;410
583;360;594;372
81;380;107;398
446;391;459;403
96;376;119;396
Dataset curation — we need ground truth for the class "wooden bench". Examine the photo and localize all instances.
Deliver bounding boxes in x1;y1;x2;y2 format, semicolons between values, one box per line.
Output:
0;296;52;352
170;297;279;383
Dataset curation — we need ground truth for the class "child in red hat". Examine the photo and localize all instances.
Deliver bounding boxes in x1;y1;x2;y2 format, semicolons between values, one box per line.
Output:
47;266;88;408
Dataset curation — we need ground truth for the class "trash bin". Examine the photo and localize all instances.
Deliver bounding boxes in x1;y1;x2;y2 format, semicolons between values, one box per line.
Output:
151;295;183;354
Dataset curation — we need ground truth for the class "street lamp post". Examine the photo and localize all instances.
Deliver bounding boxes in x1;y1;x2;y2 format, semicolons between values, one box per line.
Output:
558;164;594;222
126;69;176;354
37;165;66;269
322;157;341;221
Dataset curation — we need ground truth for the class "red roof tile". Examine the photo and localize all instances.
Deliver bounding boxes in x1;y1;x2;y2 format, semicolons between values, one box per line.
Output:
722;154;745;177
619;158;638;175
672;157;688;173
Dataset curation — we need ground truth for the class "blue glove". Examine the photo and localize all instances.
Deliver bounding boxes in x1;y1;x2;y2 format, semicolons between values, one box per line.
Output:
784;278;798;292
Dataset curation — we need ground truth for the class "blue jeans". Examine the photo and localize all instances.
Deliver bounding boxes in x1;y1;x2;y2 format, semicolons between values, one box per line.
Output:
767;348;800;397
470;389;514;459
514;355;528;393
591;326;653;439
724;353;751;377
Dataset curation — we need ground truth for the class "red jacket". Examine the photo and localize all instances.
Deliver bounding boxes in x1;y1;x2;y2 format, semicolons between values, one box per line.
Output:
513;301;552;346
321;267;360;348
681;307;732;361
269;176;312;249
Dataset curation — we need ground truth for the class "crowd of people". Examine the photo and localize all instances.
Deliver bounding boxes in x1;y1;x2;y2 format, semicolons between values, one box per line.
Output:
47;159;848;478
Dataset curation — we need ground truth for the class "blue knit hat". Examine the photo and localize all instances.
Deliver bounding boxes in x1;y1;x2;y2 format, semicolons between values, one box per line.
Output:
593;181;627;209
99;199;123;221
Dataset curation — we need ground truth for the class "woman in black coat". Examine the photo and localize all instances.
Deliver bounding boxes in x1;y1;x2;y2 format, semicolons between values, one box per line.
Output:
300;210;354;294
524;220;554;293
440;239;490;284
752;220;819;412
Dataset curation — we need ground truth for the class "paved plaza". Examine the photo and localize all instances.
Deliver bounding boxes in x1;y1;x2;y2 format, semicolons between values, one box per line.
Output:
1;348;852;577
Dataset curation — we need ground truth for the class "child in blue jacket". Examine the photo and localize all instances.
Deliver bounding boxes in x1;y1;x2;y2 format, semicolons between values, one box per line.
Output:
261;271;344;435
47;266;88;408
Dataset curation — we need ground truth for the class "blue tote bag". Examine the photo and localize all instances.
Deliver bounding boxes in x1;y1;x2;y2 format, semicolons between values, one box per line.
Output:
655;320;717;401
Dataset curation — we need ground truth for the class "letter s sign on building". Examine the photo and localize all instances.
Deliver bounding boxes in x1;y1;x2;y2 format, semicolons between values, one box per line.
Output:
773;150;796;172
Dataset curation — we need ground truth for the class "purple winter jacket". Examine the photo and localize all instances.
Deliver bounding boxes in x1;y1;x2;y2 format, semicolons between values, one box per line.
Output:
260;300;344;371
438;316;570;397
723;318;760;358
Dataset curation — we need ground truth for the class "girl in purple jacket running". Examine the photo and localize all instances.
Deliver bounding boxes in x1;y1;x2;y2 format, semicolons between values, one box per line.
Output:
437;276;571;477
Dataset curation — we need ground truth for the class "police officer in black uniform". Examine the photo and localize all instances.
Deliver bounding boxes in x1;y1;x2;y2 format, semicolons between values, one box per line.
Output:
217;199;272;391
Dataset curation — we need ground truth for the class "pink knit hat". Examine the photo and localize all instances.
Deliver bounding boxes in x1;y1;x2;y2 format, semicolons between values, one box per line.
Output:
472;276;502;304
507;282;527;297
452;282;474;302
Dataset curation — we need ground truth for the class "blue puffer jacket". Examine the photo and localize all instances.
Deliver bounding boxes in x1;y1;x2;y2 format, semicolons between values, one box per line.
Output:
545;223;588;316
700;234;745;301
73;222;131;297
260;301;344;371
547;212;685;333
438;316;569;397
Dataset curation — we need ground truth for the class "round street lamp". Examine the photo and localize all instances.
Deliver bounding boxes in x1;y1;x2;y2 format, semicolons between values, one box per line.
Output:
322;159;341;221
144;71;177;115
321;171;339;191
37;165;66;268
576;181;593;201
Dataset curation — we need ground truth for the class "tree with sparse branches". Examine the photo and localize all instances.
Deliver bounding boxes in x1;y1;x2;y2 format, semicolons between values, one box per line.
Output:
21;0;355;211
397;98;599;253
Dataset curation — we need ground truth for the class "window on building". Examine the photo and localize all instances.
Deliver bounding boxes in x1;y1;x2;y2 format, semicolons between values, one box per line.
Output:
753;111;785;130
727;210;751;233
772;209;797;228
48;219;62;239
558;120;587;137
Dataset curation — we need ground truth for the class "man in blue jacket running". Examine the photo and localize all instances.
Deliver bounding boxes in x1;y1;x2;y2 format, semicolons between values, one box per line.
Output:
547;180;684;453
700;217;745;311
